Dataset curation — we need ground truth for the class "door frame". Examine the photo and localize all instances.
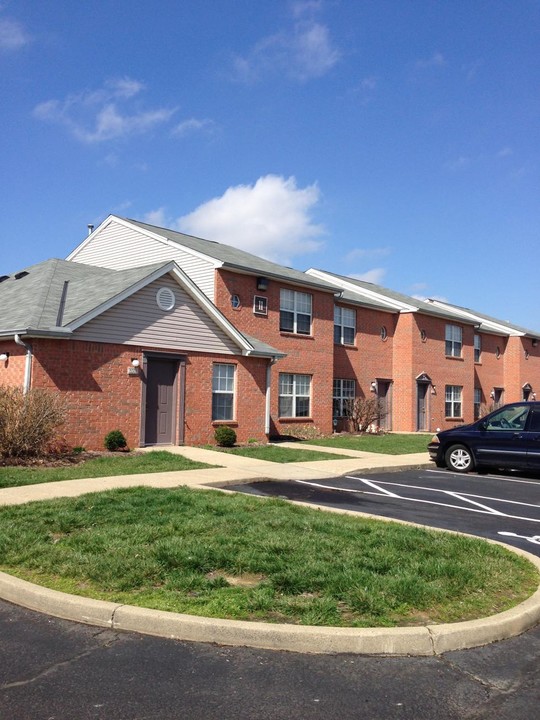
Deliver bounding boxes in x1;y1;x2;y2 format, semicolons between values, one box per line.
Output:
140;352;186;446
415;372;432;432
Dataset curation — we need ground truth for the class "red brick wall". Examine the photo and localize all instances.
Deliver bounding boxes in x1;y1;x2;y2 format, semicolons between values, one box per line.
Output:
28;338;269;450
0;341;26;387
214;269;336;436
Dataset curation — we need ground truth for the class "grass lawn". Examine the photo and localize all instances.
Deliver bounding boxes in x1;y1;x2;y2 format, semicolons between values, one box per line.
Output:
210;445;353;462
0;451;217;489
302;433;431;455
0;486;537;628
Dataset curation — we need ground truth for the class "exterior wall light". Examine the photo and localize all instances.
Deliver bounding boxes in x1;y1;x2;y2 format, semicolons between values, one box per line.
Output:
490;390;495;399
131;358;140;367
370;380;378;393
0;352;9;363
127;358;140;376
431;384;437;395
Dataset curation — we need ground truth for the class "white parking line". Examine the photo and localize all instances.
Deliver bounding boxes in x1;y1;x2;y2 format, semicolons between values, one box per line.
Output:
426;468;540;487
294;478;540;524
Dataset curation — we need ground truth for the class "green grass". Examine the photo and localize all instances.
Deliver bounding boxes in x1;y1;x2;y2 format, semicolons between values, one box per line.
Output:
0;486;536;628
302;433;430;455
0;451;217;489
210;445;353;462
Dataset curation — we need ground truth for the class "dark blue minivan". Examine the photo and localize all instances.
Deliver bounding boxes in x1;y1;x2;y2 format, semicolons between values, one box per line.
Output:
428;402;540;473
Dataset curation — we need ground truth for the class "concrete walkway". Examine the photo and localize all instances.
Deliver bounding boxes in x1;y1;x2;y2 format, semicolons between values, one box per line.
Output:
1;445;539;656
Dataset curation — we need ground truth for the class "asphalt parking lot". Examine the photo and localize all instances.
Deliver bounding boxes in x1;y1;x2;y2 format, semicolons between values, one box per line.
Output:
229;468;540;556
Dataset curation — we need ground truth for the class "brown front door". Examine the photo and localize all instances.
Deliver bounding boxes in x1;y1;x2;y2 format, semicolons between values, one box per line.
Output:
145;358;178;444
377;381;392;430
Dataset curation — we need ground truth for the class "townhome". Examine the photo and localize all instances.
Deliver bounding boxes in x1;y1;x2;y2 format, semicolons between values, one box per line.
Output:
1;214;538;450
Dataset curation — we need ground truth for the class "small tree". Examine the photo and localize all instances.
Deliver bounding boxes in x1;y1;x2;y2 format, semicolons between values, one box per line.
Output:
343;396;383;433
0;387;65;458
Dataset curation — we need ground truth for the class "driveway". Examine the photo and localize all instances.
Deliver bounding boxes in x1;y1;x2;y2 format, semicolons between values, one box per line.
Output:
228;468;540;556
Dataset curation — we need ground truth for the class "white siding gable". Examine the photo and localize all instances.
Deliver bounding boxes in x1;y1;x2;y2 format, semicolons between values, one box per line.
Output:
71;219;216;299
74;275;239;354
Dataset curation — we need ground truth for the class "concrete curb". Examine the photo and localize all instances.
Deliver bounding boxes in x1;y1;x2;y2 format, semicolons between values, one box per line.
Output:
1;547;539;656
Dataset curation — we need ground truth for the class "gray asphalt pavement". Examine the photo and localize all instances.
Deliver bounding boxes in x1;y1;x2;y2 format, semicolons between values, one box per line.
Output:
1;597;540;720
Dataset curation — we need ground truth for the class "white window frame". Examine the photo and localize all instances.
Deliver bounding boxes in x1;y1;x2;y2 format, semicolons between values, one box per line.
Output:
445;385;462;418
212;363;235;421
474;387;482;420
278;373;311;418
474;334;482;363
279;289;312;335
333;378;355;417
334;306;356;345
445;324;462;358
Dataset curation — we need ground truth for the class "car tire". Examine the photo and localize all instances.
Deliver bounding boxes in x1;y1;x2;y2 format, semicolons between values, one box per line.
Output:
445;444;475;473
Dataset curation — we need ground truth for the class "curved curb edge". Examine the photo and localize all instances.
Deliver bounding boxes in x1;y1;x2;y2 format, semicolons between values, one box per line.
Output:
1;548;540;656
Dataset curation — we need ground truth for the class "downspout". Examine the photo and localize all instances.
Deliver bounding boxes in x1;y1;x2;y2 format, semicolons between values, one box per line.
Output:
265;357;277;435
14;334;33;394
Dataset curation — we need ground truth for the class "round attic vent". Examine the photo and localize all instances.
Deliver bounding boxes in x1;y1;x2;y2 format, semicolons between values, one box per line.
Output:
156;287;176;311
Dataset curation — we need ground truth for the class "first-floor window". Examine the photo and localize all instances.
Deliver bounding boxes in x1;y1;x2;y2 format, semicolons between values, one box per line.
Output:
333;378;355;417
445;385;462;418
279;373;311;417
212;364;235;421
474;387;482;420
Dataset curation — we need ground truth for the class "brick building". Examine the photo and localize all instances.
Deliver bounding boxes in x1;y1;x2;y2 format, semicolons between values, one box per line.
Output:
1;214;539;450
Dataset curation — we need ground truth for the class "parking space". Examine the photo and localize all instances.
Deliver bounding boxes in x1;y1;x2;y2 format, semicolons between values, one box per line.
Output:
230;469;540;556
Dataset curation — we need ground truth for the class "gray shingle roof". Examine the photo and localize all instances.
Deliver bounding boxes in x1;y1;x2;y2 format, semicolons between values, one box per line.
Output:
126;218;341;293
0;259;166;335
428;299;540;337
310;269;476;323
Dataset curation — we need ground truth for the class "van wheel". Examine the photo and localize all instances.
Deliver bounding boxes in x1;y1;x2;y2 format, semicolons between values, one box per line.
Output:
445;444;474;473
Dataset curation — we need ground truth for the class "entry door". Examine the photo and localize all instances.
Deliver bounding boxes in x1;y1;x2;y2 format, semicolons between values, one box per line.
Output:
145;358;178;444
377;381;392;430
417;383;428;431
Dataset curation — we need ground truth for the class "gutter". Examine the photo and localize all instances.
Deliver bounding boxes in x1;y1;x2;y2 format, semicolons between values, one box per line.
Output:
265;357;278;435
14;334;33;394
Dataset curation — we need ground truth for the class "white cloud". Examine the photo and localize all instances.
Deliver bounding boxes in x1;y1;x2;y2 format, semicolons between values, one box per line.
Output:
172;117;216;137
142;207;168;227
444;155;470;171
0;17;31;51
415;52;446;69
497;147;513;158
33;77;175;143
345;247;390;262
173;175;324;263
231;12;340;83
349;268;386;284
413;293;448;303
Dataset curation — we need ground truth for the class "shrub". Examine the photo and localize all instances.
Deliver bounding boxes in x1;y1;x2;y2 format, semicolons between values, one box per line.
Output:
0;387;65;459
343;396;384;433
104;430;128;452
214;425;237;447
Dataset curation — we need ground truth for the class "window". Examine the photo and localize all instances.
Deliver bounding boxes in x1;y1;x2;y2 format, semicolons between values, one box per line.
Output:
212;364;235;421
279;373;311;417
253;295;268;315
485;405;529;431
445;324;462;357
333;379;355;417
445;385;462;418
280;289;312;335
474;387;482;420
334;306;356;345
474;334;482;363
380;326;388;341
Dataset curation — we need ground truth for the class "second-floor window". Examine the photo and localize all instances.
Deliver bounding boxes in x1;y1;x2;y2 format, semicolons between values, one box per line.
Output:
334;306;356;345
280;289;312;335
474;334;482;363
445;385;462;418
445;324;462;358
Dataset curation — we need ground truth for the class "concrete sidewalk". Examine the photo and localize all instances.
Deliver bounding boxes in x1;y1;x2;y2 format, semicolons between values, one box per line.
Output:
0;445;431;506
1;445;539;656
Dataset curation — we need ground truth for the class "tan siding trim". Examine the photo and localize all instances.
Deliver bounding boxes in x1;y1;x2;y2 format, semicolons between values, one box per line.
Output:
73;220;215;299
74;276;238;354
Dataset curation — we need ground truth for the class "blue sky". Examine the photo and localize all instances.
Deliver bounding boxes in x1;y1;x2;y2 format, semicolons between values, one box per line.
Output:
2;1;539;329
